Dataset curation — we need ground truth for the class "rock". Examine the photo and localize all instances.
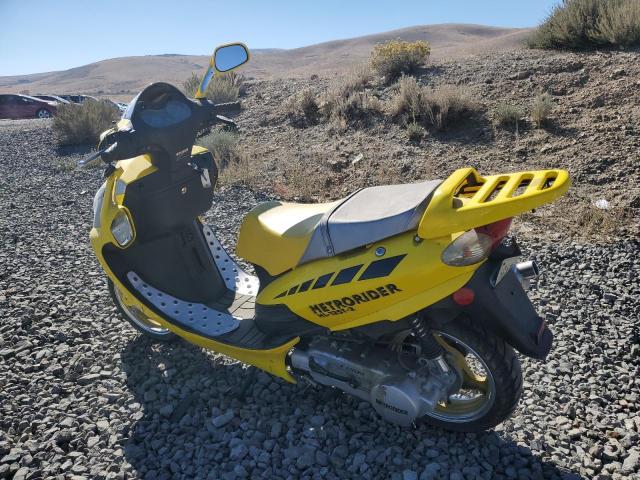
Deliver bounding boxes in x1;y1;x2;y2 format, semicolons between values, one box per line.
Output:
269;422;282;438
309;415;325;428
230;443;248;461
212;410;234;428
0;349;15;359
77;374;101;385
402;470;418;480
509;70;532;80
12;467;29;480
621;449;640;474
159;404;174;417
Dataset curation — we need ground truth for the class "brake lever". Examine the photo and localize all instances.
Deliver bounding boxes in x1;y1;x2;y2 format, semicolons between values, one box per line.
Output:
216;115;238;132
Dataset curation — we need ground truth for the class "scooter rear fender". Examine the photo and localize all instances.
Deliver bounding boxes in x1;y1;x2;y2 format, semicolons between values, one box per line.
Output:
424;259;552;360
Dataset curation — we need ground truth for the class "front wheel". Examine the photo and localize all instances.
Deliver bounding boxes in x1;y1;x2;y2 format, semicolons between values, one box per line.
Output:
36;109;52;119
423;317;523;432
108;279;179;343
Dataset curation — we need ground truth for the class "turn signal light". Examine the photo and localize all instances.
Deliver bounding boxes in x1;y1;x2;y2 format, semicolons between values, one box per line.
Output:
441;230;493;266
442;218;513;267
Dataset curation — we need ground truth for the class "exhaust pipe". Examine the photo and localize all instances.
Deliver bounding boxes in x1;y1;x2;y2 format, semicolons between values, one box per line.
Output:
514;260;539;290
515;260;539;279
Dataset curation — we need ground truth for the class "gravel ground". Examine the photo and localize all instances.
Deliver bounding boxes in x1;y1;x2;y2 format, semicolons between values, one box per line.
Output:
1;121;639;480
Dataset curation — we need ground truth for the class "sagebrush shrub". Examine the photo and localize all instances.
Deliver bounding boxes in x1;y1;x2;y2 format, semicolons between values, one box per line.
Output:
52;99;120;146
286;90;320;126
532;93;553;128
183;71;242;103
406;122;425;141
390;76;477;131
528;0;640;49
370;40;430;81
321;66;381;129
494;103;523;130
197;130;238;168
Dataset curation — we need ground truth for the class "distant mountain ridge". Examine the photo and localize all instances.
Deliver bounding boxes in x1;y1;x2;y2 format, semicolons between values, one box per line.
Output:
0;24;530;98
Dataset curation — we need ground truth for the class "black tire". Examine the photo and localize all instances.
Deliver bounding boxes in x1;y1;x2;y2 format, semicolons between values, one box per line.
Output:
36;109;52;119
108;279;179;343
423;316;523;432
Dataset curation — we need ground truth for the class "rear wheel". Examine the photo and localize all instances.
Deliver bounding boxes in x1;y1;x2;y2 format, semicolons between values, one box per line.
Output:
423;317;523;432
108;279;179;343
36;109;52;119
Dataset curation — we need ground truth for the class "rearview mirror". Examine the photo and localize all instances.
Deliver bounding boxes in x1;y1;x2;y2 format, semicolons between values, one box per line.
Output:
214;44;249;72
196;43;249;99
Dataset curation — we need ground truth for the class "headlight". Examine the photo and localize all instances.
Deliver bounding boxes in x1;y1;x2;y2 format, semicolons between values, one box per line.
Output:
441;230;493;266
111;211;134;246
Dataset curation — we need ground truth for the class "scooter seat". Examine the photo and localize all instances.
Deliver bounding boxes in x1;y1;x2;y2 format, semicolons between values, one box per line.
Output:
236;180;441;275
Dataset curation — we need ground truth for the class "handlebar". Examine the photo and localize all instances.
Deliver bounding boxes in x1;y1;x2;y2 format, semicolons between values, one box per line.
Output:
78;96;241;168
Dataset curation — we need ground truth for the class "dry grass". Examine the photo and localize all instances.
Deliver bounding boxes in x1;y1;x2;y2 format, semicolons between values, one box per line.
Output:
217;153;260;188
52;99;120;146
389;76;478;131
532;92;553;128
285;89;320;127
494;103;523;130
572;203;634;238
321;66;382;130
528;0;640;50
270;152;334;201
370;39;430;82
182;72;242;103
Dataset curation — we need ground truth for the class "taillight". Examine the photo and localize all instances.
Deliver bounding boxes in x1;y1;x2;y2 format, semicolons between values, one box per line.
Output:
441;218;512;267
475;218;512;249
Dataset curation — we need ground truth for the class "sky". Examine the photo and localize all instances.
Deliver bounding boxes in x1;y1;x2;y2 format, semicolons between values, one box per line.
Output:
0;0;559;76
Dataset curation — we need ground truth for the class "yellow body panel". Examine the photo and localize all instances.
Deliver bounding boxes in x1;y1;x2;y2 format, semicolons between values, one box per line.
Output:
257;230;476;331
90;155;298;383
236;200;340;275
116;154;157;186
418;168;570;239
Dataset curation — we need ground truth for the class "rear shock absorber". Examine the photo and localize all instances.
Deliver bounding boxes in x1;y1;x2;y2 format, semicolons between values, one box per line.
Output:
409;316;450;373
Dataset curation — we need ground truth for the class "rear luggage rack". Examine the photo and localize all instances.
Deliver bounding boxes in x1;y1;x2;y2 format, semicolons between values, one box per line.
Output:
418;168;570;239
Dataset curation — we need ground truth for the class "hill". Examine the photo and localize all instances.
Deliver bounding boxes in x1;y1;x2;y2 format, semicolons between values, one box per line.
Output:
0;24;530;98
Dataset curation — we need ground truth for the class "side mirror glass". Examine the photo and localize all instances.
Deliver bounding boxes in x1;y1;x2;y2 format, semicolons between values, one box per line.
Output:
196;43;249;98
214;44;249;72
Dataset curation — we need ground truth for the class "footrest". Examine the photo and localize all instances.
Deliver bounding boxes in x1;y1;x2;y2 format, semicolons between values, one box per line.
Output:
202;224;259;296
127;271;241;337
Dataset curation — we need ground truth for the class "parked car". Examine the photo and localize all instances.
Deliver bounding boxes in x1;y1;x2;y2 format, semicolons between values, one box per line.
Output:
33;94;70;104
57;94;126;113
57;94;95;104
0;94;57;119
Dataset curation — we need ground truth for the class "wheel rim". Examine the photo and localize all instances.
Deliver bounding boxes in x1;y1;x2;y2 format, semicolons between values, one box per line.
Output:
37;110;50;118
114;286;171;336
425;331;497;423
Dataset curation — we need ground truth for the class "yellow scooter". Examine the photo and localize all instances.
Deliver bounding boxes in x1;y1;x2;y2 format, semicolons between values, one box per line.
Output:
81;43;570;432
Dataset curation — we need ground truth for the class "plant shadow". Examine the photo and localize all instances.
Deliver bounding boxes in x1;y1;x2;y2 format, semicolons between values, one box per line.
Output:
55;143;95;157
120;335;585;479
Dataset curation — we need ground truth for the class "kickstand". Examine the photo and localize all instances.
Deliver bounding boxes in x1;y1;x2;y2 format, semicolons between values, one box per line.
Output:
235;367;257;400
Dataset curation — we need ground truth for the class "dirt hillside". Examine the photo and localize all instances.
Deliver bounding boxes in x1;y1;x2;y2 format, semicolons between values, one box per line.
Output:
0;24;529;97
226;47;640;241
